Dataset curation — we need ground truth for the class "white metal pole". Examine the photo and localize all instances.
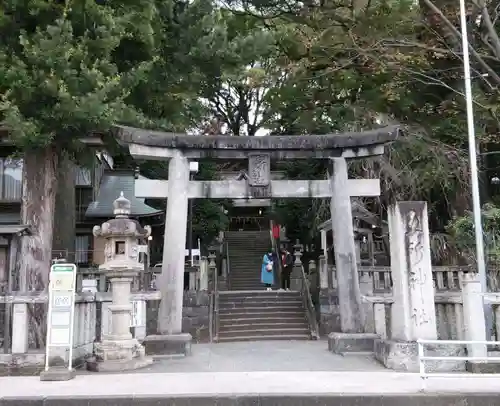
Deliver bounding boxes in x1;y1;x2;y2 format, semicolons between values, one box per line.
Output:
458;0;491;335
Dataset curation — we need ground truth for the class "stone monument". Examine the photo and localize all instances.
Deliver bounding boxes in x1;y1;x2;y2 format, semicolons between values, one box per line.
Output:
87;192;153;372
374;201;462;371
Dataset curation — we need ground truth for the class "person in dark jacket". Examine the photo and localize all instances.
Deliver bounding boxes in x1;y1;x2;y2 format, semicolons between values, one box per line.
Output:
280;247;294;291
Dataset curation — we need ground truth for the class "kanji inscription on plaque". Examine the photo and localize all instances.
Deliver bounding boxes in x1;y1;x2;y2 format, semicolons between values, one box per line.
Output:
248;154;270;187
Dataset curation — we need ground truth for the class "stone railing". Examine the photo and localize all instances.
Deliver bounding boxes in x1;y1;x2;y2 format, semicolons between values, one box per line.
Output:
360;290;465;341
363;272;500;371
0;288;211;375
0;293;100;374
76;258;211;293
316;259;473;340
323;264;470;293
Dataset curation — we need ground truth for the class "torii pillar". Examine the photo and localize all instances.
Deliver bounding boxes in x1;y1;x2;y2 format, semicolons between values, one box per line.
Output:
142;150;192;356
327;157;379;354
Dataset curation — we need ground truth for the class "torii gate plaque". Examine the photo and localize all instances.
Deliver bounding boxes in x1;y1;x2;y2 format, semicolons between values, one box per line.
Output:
115;125;399;355
248;153;271;198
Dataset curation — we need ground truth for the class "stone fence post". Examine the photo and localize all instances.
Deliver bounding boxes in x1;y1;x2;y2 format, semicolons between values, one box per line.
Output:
359;271;375;333
187;266;197;291
11;302;29;354
290;242;303;291
308;259;318;293
208;253;216;291
221;256;227;281
199;256;208;291
319;255;329;289
462;273;487;359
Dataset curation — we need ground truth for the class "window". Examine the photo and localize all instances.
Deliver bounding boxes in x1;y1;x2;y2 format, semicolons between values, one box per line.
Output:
74;166;92;186
75;187;94;222
0;158;23;201
115;241;126;255
75;235;90;265
0;247;7;293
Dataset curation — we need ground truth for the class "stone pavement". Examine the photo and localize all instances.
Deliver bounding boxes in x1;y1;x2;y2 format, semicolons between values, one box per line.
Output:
2;370;500;398
2;341;500;400
88;340;387;374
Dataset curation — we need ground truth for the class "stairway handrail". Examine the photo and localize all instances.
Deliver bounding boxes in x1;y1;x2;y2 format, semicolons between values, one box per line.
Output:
213;262;220;341
225;240;231;290
208;240;220;342
268;221;319;339
300;263;320;340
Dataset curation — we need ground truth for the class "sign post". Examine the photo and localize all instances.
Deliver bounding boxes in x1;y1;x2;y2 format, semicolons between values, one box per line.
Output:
40;261;77;381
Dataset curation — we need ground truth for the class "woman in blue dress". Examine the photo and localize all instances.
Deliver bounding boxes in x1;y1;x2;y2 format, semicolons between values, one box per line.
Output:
261;249;274;291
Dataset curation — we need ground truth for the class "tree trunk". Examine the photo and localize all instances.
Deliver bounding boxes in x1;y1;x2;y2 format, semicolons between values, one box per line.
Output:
52;151;75;264
19;147;59;292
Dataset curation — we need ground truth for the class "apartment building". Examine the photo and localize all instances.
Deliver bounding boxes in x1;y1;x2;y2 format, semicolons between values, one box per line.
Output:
0;149;161;292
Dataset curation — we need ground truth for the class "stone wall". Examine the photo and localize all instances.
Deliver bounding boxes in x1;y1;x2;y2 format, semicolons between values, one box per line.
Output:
146;291;210;343
319;289;340;336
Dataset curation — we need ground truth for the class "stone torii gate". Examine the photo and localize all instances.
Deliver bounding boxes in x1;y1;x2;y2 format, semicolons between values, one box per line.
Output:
115;125;399;352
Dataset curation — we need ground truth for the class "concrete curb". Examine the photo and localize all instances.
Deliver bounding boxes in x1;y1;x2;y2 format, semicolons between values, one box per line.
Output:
1;394;499;406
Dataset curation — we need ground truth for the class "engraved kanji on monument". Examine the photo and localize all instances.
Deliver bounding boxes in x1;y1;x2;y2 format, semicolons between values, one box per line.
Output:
248;153;271;198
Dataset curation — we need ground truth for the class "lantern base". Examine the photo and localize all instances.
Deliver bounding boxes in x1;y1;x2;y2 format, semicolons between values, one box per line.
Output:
143;333;192;357
87;338;153;372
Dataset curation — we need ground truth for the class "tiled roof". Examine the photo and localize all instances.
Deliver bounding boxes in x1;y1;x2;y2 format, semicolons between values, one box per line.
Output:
85;171;162;218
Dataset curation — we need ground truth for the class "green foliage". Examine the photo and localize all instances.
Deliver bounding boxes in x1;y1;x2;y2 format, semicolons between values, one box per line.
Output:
224;0;494;238
447;204;500;259
0;1;156;154
0;0;235;248
196;11;286;135
274;160;328;243
3;0;500;256
192;161;230;244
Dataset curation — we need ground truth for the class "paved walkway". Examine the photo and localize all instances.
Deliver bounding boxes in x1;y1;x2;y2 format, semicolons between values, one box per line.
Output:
103;340;387;374
3;341;500;397
3;370;500;397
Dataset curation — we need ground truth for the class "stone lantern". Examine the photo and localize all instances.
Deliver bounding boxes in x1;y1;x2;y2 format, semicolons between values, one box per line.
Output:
87;192;153;372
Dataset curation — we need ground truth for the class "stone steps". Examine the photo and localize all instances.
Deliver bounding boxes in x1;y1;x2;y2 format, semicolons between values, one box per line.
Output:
227;267;263;272
220;305;304;314
229;279;262;284
220;230;308;341
216;290;310;342
227;229;272;290
219;302;303;311
218;293;302;302
229;279;263;285
219;322;308;332
217;333;311;342
218;327;310;340
229;285;265;290
229;285;266;291
219;308;304;318
218;315;306;324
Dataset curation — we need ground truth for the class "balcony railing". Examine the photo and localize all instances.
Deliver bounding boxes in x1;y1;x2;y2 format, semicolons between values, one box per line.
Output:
0;159;22;202
0;162;102;203
52;249;104;266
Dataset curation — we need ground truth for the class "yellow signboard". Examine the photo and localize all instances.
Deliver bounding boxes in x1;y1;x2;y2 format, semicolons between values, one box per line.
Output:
50;273;75;291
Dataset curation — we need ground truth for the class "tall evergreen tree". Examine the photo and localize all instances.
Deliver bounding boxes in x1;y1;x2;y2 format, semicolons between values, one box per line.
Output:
0;0;157;291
